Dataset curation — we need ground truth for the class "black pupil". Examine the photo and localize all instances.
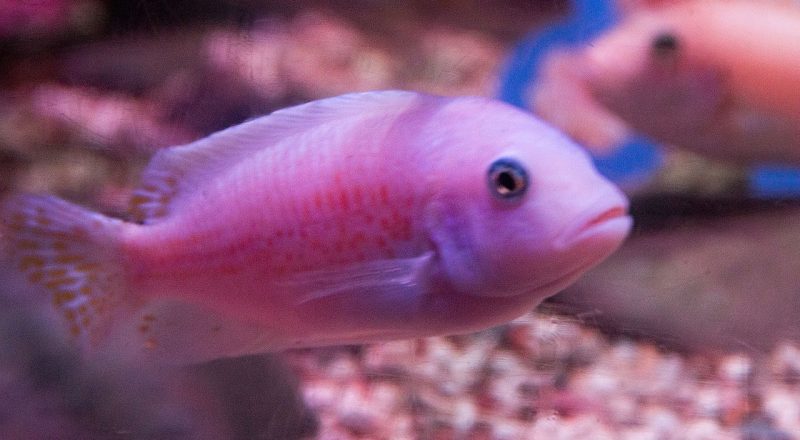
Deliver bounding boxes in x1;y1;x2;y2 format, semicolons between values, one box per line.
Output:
497;171;518;194
488;158;528;200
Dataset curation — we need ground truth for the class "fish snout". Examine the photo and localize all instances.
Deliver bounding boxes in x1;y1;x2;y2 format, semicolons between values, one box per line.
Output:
555;196;632;251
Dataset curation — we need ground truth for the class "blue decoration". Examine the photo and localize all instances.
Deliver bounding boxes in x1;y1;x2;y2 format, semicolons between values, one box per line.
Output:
749;165;800;198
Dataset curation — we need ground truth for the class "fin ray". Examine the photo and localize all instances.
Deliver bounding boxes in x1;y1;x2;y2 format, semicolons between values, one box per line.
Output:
2;195;128;349
288;252;434;305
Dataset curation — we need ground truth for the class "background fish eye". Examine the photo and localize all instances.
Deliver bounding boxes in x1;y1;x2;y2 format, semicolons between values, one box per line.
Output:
651;32;679;57
487;158;529;200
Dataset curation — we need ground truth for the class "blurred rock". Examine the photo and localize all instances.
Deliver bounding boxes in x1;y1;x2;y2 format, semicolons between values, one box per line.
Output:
100;0;563;43
0;0;103;40
281;11;396;98
0;294;230;439
644;150;749;198
28;83;198;152
55;8;514;134
554;198;800;352
191;355;318;440
60;30;208;94
0;149;25;194
403;27;504;97
740;412;793;440
0;290;316;439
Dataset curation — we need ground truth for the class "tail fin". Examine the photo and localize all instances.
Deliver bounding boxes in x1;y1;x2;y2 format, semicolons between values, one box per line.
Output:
1;195;129;350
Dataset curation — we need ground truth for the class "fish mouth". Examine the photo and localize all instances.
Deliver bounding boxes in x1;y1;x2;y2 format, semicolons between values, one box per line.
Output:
516;205;631;299
556;203;632;250
585;206;628;229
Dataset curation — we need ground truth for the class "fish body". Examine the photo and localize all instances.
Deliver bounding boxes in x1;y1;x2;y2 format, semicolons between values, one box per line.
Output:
2;91;630;363
532;0;800;165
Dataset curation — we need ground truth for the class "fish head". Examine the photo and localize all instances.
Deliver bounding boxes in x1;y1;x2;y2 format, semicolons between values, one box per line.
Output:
419;98;632;301
579;10;726;137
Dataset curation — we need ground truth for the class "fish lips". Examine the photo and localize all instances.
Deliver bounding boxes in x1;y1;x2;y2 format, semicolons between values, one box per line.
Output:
555;200;632;251
521;203;631;297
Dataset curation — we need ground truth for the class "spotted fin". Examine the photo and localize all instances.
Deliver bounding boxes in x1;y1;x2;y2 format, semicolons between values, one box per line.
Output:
2;195;129;350
129;90;421;224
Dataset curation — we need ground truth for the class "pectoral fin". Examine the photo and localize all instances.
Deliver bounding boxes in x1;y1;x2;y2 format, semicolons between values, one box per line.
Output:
288;252;434;306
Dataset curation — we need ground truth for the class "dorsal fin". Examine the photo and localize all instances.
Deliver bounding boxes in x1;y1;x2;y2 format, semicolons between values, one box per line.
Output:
129;90;421;224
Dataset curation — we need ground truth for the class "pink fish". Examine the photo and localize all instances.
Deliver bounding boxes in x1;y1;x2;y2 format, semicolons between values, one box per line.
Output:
532;0;800;165
1;91;630;363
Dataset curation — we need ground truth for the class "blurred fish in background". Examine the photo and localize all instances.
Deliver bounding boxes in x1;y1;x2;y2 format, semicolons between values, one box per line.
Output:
500;0;664;192
0;0;103;40
511;0;800;198
535;0;800;166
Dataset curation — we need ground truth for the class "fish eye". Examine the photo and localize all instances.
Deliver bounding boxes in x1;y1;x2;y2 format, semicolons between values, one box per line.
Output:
487;158;529;201
651;32;679;57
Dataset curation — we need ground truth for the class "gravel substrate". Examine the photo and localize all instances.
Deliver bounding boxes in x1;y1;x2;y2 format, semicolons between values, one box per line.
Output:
284;312;799;439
